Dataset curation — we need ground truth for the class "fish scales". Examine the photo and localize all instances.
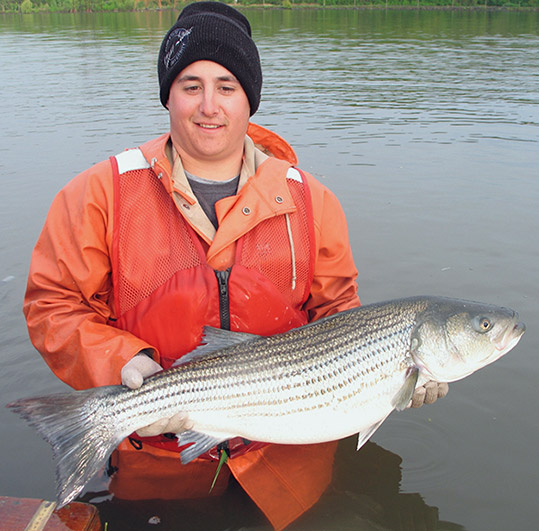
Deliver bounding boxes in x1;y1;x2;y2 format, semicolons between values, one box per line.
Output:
100;299;424;432
159;304;410;414
7;296;525;508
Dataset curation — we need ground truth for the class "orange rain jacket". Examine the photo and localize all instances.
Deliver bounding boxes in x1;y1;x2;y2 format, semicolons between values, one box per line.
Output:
23;123;360;530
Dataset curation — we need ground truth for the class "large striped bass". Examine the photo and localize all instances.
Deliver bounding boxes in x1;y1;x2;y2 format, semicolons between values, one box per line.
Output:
8;296;525;508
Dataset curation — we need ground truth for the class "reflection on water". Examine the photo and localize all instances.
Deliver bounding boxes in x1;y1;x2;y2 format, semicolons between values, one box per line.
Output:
1;7;538;531
315;439;465;531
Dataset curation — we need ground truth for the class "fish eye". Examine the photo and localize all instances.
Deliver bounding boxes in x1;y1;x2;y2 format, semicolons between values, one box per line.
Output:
473;316;492;333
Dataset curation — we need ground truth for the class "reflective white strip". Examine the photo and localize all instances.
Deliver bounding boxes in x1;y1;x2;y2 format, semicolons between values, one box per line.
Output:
286;168;302;183
115;148;150;175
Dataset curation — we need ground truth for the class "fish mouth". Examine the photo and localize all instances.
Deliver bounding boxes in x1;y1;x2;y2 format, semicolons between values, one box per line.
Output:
494;319;526;354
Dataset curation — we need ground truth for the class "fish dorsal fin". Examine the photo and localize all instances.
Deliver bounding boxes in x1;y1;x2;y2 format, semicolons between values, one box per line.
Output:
172;327;259;367
391;366;419;411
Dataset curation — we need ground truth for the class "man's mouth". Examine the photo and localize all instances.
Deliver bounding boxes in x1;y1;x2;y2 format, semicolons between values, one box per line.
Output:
198;123;222;129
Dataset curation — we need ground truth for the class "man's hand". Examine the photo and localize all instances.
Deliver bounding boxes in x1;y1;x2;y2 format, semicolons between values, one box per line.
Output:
408;381;449;409
121;352;192;436
121;351;163;389
135;411;192;437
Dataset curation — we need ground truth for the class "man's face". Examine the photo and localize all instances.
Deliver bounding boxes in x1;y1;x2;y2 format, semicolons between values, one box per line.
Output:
167;60;251;176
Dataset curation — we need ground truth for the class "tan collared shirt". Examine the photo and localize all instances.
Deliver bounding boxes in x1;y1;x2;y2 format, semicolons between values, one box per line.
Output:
166;136;269;242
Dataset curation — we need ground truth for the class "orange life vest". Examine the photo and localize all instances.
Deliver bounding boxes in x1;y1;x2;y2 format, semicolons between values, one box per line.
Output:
110;150;314;455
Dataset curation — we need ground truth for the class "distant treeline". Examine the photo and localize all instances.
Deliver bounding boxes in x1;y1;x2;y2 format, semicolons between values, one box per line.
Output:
3;0;537;15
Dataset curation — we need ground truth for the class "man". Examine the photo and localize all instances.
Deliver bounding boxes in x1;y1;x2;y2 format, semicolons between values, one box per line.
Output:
23;3;447;530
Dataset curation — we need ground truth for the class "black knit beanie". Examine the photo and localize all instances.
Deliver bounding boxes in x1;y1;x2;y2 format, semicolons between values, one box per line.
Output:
158;1;262;116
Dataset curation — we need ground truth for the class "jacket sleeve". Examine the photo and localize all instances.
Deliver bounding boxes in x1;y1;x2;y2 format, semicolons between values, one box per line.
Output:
303;173;361;321
23;160;155;390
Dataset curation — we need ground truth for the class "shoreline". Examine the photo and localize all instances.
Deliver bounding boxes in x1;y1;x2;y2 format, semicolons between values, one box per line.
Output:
4;4;538;15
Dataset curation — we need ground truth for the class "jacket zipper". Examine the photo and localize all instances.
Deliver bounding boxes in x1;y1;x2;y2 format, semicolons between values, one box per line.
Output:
215;268;231;330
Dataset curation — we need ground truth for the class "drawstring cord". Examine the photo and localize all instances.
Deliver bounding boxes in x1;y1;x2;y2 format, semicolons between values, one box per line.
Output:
285;213;297;291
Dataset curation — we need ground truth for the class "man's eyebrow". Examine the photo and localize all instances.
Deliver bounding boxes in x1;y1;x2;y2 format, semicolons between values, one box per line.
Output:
176;74;239;83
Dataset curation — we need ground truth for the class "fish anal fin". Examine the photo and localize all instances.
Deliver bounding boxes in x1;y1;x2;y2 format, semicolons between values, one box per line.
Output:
392;366;419;411
177;430;228;464
356;416;388;451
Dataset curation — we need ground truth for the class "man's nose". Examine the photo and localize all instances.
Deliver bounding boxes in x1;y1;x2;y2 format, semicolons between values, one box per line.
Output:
200;90;219;116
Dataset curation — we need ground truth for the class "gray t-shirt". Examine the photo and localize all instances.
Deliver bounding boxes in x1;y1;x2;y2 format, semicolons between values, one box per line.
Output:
185;171;240;229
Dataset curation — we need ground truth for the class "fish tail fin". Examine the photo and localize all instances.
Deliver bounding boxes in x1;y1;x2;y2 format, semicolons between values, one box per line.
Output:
7;386;122;507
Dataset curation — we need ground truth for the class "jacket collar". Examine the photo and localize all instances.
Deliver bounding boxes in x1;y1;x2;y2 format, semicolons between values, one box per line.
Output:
137;127;298;250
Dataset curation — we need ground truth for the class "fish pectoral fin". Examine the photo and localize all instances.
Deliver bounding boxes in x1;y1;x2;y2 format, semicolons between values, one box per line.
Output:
172;327;259;367
391;366;419;411
177;430;227;464
356;417;388;451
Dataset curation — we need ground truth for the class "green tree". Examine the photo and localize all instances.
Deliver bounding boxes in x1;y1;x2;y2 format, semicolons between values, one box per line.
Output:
20;0;33;12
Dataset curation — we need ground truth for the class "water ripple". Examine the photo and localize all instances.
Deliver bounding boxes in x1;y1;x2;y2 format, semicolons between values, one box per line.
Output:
372;413;459;493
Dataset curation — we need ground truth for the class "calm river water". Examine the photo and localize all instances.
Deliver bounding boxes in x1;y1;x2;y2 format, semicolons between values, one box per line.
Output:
1;7;538;531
